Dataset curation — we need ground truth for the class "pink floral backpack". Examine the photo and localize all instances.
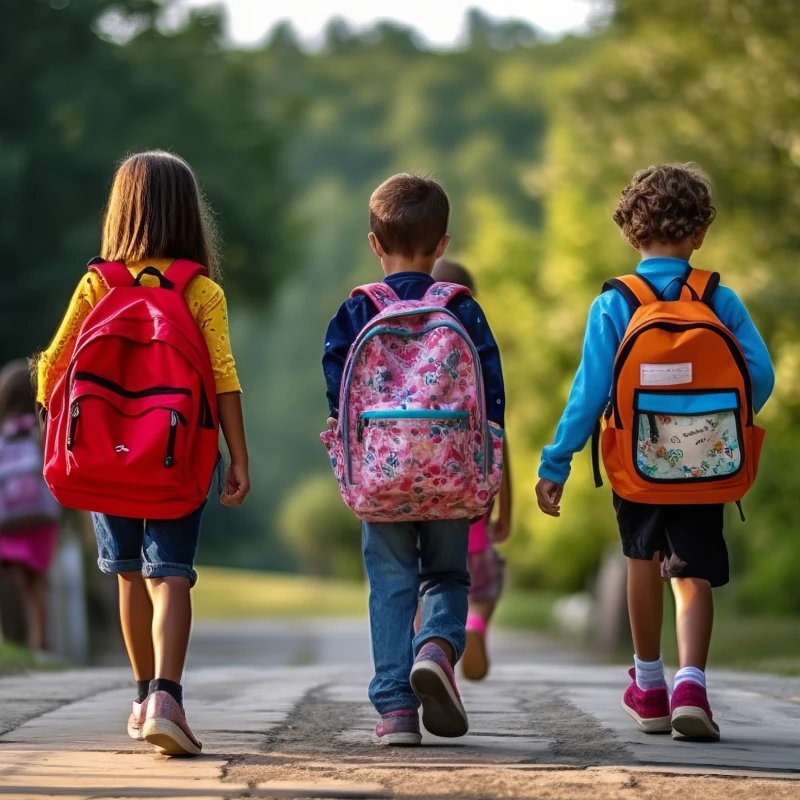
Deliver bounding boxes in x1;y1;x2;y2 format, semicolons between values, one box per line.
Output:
321;281;503;522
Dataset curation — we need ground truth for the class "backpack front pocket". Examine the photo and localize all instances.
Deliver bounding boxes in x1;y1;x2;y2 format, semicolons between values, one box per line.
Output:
357;410;472;505
633;390;743;482
67;374;191;488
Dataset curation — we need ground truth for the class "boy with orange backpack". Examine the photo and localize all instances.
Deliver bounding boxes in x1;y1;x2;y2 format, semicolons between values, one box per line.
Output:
536;164;774;741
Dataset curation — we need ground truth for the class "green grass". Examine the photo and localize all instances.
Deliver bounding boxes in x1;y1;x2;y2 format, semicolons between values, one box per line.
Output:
194;566;559;629
0;643;43;675
659;608;800;675
494;590;559;631
194;567;369;619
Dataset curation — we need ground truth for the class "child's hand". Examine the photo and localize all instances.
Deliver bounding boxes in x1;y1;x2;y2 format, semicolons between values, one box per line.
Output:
535;479;563;517
326;416;337;429
490;519;511;543
221;462;250;507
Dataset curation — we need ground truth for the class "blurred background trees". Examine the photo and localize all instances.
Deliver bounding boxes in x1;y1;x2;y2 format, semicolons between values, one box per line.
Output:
4;0;800;612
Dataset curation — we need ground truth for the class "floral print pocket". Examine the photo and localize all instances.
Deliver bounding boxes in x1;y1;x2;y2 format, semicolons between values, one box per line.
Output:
634;390;743;482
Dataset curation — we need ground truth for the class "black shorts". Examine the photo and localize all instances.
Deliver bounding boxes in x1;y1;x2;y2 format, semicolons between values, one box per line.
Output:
612;493;729;588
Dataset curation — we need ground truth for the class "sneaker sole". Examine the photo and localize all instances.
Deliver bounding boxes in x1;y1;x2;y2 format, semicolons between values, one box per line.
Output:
127;718;144;741
462;629;489;681
620;699;672;734
410;660;469;738
671;706;720;741
372;732;422;746
142;718;202;756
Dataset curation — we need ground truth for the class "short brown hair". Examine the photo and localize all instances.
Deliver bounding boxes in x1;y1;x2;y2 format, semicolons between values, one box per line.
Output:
102;151;219;279
613;163;716;249
369;173;449;259
432;259;476;294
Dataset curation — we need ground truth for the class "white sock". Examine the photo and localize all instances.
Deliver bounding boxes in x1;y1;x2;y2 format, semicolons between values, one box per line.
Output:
674;666;706;690
634;655;666;690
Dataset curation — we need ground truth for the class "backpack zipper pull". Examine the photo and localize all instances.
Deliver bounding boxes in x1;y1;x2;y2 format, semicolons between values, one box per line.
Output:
164;410;178;468
67;402;80;450
647;412;659;444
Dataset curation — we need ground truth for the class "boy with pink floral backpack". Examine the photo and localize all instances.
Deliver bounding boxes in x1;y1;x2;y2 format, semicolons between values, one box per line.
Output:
322;174;505;745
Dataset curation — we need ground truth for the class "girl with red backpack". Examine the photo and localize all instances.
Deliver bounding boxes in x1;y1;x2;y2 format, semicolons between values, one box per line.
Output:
36;151;250;756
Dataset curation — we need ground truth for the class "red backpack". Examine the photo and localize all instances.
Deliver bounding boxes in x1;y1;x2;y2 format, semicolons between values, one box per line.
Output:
44;259;219;519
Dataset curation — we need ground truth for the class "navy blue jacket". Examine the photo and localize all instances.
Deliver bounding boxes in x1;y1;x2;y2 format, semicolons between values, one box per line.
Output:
323;272;505;426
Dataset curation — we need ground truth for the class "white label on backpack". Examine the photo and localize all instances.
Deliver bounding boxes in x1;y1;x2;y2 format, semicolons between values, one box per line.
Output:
640;362;692;386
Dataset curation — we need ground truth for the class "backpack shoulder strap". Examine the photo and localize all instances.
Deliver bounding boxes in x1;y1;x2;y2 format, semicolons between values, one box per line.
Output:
164;259;209;293
421;281;472;307
602;274;661;313
87;258;133;289
350;282;400;311
680;267;720;304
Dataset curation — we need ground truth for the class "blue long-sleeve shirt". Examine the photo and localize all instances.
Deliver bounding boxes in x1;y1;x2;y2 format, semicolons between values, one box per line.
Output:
323;271;505;426
539;257;775;485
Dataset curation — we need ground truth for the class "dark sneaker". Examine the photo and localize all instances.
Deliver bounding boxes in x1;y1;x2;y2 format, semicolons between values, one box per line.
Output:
671;680;720;741
410;642;468;738
141;690;202;756
373;710;422;746
621;667;671;734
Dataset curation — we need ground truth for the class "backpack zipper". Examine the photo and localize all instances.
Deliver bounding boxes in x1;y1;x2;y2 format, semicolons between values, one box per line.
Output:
67;402;80;450
74;372;191;398
610;321;753;429
164;410;180;468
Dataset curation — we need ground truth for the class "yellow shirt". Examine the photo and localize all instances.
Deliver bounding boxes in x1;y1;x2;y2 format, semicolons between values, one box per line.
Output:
37;258;241;407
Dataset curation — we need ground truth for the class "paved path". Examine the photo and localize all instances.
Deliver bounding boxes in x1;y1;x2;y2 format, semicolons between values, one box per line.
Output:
2;620;800;799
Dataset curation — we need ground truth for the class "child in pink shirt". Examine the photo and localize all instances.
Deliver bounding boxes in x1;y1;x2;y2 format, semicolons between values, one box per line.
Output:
432;260;512;680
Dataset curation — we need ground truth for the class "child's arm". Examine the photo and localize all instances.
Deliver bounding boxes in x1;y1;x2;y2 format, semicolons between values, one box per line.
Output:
37;277;100;408
218;391;250;507
322;301;363;422
536;293;627;513
491;438;512;541
453;297;505;426
711;286;775;412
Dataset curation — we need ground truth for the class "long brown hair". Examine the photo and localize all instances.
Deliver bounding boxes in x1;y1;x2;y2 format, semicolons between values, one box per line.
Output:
101;151;219;279
0;360;35;425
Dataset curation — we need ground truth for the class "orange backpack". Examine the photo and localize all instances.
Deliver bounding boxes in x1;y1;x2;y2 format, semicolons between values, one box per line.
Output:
593;267;765;507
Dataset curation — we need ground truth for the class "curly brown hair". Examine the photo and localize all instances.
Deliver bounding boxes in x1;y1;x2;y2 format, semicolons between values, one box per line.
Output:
613;163;717;249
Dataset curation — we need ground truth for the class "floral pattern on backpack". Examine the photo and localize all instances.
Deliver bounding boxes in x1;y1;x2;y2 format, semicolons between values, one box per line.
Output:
321;282;503;522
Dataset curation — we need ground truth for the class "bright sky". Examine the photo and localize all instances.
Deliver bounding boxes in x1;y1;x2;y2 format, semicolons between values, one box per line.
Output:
180;0;594;47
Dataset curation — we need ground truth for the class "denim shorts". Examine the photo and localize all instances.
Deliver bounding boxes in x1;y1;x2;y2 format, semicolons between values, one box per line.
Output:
92;502;206;587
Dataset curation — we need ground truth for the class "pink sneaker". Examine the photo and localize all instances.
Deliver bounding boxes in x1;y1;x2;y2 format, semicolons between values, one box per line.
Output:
127;698;147;741
373;710;422;746
410;642;469;738
671;680;720;741
141;691;202;756
621;668;671;734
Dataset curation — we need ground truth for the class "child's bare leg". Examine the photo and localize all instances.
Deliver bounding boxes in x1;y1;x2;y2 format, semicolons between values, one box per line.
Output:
118;572;155;681
469;597;497;625
26;570;48;652
147;576;192;683
627;555;663;662
0;562;29;645
672;577;713;670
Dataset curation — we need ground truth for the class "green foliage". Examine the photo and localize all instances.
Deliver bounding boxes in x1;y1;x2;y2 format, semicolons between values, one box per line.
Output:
278;474;363;580
0;0;292;365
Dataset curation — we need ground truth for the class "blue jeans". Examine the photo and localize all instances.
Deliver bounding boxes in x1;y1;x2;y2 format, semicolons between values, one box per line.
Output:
362;519;470;714
92;502;206;587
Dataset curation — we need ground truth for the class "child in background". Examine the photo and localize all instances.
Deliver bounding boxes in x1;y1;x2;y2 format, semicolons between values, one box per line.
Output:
536;164;774;740
432;260;512;681
37;151;250;756
323;174;505;744
0;360;59;653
